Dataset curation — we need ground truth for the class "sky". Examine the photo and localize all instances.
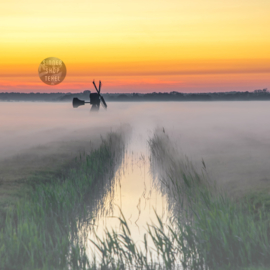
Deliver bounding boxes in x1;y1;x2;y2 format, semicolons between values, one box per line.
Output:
0;0;269;93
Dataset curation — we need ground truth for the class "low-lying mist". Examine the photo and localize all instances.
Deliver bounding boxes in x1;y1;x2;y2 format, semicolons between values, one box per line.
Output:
1;101;270;195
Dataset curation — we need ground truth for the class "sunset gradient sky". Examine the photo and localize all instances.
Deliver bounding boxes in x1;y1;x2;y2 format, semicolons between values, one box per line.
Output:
0;0;269;93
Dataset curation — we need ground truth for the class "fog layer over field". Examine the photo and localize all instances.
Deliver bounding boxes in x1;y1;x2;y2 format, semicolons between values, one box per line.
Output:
1;101;270;194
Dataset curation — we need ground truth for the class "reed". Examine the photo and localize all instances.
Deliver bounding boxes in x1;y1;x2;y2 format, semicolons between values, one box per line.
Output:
0;132;125;270
89;131;270;270
148;131;270;269
2;129;269;270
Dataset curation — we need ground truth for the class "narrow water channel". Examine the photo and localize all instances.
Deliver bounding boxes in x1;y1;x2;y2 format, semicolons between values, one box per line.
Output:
85;126;171;260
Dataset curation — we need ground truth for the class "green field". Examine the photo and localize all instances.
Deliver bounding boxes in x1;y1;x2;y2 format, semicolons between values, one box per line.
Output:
1;130;270;270
0;132;125;270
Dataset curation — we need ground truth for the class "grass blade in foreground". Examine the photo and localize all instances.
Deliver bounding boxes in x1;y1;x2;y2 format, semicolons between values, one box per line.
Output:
0;132;125;270
148;129;270;269
89;129;270;270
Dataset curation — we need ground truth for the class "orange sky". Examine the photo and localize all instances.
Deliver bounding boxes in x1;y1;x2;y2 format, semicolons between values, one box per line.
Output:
0;0;269;93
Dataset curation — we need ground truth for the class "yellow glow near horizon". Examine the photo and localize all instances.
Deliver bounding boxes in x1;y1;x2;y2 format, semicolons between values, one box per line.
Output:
0;0;269;92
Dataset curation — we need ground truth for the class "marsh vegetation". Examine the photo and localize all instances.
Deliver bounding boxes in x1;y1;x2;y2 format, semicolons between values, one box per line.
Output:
2;130;269;269
0;132;125;270
85;131;270;270
1;102;270;269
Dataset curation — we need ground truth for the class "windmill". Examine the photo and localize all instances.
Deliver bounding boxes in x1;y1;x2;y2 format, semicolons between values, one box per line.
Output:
72;80;107;111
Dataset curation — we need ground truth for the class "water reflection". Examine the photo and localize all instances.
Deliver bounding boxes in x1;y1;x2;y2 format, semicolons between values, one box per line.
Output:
85;129;171;259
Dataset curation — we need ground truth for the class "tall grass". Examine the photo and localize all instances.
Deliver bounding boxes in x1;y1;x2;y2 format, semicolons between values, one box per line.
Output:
89;130;270;270
0;132;125;270
1;129;269;270
148;130;270;269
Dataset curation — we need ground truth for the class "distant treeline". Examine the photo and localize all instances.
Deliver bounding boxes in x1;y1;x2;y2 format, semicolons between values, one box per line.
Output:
0;88;269;102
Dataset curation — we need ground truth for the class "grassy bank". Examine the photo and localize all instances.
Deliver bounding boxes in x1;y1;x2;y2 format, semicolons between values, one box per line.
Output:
88;130;270;270
149;131;270;269
0;132;125;270
0;136;103;223
2;129;269;270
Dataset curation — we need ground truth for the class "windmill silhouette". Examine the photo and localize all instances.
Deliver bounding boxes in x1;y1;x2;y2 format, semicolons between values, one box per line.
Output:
72;80;107;111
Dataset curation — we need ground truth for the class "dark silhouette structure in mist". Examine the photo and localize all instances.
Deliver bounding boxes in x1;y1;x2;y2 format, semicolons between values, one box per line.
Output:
72;80;107;111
